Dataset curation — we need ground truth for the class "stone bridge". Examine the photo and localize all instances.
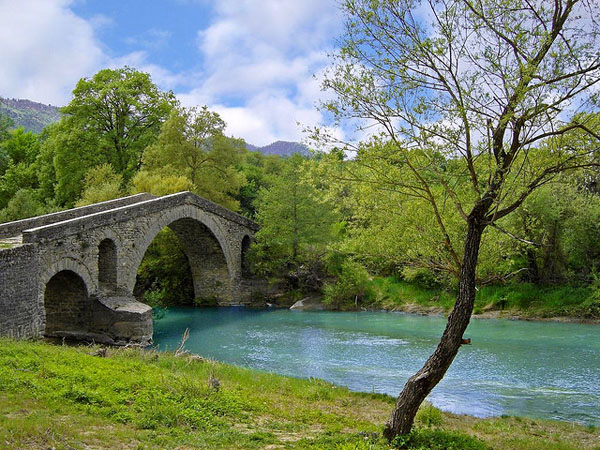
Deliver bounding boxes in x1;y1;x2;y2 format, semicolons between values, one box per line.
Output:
0;192;258;345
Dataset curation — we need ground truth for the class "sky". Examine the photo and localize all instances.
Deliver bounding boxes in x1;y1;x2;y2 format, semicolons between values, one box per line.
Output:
0;0;344;146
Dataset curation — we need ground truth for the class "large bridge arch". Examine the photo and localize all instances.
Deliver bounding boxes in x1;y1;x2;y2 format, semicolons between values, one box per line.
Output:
125;205;237;302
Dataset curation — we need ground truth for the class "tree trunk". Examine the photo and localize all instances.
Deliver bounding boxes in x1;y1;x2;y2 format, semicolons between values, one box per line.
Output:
383;219;485;440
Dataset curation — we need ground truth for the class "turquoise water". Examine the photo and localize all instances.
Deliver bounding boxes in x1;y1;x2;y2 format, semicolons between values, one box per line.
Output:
153;307;600;425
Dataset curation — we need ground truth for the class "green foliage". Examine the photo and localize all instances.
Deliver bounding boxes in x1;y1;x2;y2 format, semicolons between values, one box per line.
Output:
39;116;103;205
565;286;600;319
0;105;13;143
252;154;340;279
323;259;375;309
140;106;246;211
63;67;176;181
1;127;39;165
312;137;600;292
507;182;600;284
0;189;51;222
235;150;286;218
75;164;123;207
354;277;597;319
135;228;195;307
0;128;41;209
38;67;176;206
132;170;194;196
415;404;443;428
392;428;487;450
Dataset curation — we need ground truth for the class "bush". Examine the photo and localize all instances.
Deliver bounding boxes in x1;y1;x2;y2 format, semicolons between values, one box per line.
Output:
416;403;443;428
392;428;487;450
574;288;600;319
0;188;48;222
323;260;374;309
401;266;444;289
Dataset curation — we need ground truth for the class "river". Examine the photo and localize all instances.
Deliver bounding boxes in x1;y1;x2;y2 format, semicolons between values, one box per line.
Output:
153;307;600;425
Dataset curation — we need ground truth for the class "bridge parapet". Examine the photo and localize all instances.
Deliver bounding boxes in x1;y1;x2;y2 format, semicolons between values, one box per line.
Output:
0;193;155;239
21;191;258;244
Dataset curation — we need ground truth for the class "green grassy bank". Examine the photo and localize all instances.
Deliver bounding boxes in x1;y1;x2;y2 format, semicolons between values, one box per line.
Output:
0;339;598;449
357;278;600;321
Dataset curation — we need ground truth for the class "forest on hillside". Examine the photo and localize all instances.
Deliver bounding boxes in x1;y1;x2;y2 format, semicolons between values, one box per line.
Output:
1;66;599;317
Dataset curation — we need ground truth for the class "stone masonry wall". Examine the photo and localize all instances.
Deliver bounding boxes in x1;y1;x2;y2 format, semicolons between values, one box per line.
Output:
0;244;43;338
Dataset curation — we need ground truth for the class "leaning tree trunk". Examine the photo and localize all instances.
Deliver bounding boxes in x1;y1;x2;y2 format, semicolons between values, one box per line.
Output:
383;218;485;440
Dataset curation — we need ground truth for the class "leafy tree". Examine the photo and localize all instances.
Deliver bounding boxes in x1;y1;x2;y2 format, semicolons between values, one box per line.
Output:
40;67;176;206
252;154;339;281
0;104;13;144
63;67;176;179
39;120;101;205
76;164;124;207
36;124;59;202
0;189;47;222
140;106;246;210
131;171;193;197
235;151;286;218
0;128;41;208
509;180;600;283
2;128;39;164
323;259;374;308
321;0;600;438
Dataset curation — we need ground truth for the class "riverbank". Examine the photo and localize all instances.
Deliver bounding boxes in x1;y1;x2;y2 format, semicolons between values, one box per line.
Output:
305;278;600;323
0;339;598;449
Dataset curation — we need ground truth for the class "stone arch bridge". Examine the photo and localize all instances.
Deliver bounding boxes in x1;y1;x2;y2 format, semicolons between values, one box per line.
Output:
0;192;258;345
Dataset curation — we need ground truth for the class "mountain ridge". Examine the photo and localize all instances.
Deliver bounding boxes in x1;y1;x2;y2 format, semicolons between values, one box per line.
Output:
0;97;61;134
0;97;310;156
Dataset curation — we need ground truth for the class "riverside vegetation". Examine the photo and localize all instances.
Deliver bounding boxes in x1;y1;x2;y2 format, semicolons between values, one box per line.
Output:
1;338;598;450
0;69;599;321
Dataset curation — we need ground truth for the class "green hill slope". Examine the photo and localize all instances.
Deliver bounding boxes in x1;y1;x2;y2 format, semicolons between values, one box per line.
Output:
0;97;61;134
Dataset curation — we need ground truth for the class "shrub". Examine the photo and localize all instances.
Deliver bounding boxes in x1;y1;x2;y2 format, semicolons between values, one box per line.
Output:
416;403;443;428
392;428;487;450
323;260;374;309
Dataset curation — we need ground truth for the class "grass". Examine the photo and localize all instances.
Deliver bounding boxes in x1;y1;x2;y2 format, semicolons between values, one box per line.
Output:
367;277;599;320
0;338;598;449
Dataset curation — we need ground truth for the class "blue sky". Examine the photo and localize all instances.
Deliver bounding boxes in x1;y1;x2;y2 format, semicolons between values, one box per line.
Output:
0;0;344;145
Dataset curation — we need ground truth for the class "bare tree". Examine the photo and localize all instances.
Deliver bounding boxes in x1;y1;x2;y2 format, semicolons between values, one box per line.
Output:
320;0;600;439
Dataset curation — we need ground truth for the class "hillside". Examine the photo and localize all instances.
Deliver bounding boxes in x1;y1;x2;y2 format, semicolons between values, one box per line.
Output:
0;97;61;134
247;140;310;157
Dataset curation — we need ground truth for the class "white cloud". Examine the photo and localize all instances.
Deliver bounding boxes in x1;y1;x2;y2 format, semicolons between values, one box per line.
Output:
0;0;346;145
109;51;188;91
0;0;104;105
180;0;344;146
